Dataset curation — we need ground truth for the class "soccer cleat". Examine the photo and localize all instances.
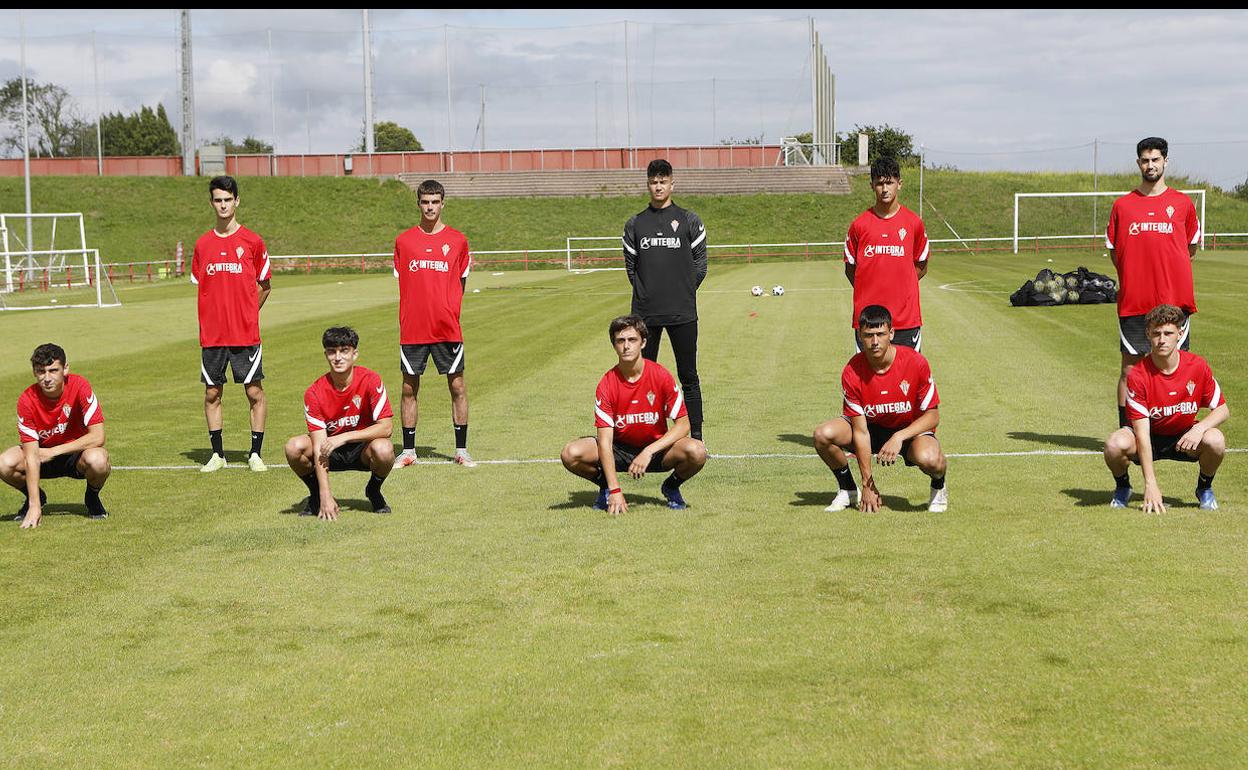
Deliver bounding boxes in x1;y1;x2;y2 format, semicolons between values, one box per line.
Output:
200;453;227;473
927;486;948;513
1110;486;1132;509
366;483;391;514
1197;487;1219;511
85;502;109;521
824;488;860;512
453;451;477;468
592;488;609;511
298;496;319;517
13;489;47;521
247;453;268;472
661;479;688;510
393;449;418;469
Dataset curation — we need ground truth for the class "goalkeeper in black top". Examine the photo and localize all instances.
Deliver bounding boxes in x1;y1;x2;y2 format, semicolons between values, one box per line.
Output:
621;159;708;441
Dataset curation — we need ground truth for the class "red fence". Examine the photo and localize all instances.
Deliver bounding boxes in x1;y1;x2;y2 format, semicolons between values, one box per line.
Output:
1;145;783;178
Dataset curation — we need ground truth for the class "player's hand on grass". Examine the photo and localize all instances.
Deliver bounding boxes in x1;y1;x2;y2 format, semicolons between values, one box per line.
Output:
319;494;340;521
1141;482;1166;514
859;477;881;513
1176;426;1204;453
628;450;653;479
19;508;41;529
608;491;627;516
877;437;903;466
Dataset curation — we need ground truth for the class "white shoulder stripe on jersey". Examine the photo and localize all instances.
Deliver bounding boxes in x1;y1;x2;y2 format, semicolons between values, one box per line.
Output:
83;393;98;426
1105;235;1114;250
690;230;706;249
1190;226;1202;245
916;241;930;263
669;387;685;420
18;421;38;440
920;381;936;411
461;262;471;279
243;345;263;384
306;415;327;429
844;244;855;265
392;267;400;278
622;239;636;256
844;397;864;415
595;406;613;425
258;255;272;281
1210;379;1222;410
190;275;199;285
373;387;389;421
1125;396;1146;419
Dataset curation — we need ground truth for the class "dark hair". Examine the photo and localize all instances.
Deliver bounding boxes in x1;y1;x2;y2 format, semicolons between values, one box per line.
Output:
646;159;673;178
209;175;239;199
30;343;66;369
1136;137;1168;159
870;156;901;182
857;305;893;330
1144;303;1185;332
608;314;649;342
416;179;446;200
322;326;359;349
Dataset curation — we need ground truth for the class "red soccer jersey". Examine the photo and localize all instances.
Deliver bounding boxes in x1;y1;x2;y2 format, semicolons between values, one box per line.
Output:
593;360;687;448
1125;351;1224;437
844;205;929;329
17;374;104;448
1105;188;1200;317
393;225;472;344
191;226;271;347
842;346;939;430
303;366;393;438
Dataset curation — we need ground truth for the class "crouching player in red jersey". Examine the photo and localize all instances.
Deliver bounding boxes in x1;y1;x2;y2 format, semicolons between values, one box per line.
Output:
285;328;394;521
813;305;947;513
0;343;110;528
1104;304;1228;512
561;315;707;515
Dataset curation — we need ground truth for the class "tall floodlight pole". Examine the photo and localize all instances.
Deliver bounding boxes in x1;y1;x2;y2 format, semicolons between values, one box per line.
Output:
92;31;103;176
19;12;33;259
711;77;716;144
624;21;632;167
444;24;454;171
810;18;817;163
479;84;485;151
267;29;277;166
1092;138;1100;235
362;11;375;154
180;10;196;176
919;144;925;217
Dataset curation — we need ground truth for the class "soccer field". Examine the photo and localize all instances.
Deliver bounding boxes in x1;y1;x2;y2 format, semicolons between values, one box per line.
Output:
2;249;1246;767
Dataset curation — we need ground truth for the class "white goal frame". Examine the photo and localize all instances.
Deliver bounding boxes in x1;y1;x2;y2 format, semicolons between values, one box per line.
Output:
1;212;89;293
565;236;624;272
0;248;120;311
1013;190;1206;254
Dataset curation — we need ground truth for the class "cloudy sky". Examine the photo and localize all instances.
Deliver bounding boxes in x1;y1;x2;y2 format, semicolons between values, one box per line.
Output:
1;9;1246;186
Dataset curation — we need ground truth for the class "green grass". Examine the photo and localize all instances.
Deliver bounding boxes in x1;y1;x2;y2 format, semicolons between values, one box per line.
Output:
3;172;1247;266
1;248;1246;766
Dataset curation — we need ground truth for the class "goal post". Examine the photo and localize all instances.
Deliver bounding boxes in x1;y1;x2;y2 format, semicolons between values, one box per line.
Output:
1;211;90;292
565;236;625;272
1013;190;1206;254
0;248;121;311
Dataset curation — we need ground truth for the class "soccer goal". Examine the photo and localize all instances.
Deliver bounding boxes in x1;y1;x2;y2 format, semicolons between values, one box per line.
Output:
565;236;625;272
1;213;120;310
1012;190;1206;254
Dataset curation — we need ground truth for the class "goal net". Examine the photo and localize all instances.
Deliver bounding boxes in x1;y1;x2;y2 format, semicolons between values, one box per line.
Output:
1;213;120;310
1013;190;1206;254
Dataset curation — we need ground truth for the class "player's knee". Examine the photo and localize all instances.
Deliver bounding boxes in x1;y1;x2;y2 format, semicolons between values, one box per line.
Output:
682;439;708;468
1105;428;1133;456
813;422;838;449
0;452;22;480
370;438;395;465
204;386;223;405
560;442;581;470
83;447;110;475
1203;428;1226;455
285;435;309;461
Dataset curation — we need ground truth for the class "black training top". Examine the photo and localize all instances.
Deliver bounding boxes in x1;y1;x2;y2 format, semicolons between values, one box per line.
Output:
621;203;708;325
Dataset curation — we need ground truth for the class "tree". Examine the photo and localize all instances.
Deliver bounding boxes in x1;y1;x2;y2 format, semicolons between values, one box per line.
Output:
210;135;274;154
1234;175;1248;202
0;78;90;158
836;124;919;166
357;120;423;152
97;104;180;156
720;134;762;146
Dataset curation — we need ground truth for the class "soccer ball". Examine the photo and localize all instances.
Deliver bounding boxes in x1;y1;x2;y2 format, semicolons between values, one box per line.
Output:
771;285;785;296
750;285;764;296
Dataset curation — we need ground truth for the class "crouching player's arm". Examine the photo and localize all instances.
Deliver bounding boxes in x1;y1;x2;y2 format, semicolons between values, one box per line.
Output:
21;423;106;529
877;408;939;466
848;415;880;512
1176;402;1229;454
629;415;690;481
596;427;626;516
1133;417;1165;514
312;417;393;521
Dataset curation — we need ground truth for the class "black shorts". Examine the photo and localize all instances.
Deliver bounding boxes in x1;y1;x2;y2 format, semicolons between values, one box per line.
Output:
201;345;265;385
40;452;86;480
327;441;372;472
1134;433;1200;464
842;417;935;467
400;342;465;376
855;326;922;352
612;442;668;474
1119;313;1190;356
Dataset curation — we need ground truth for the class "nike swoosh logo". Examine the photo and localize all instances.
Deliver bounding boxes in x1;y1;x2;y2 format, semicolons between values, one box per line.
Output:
248;352;259;362
376;383;385;394
454;345;463;354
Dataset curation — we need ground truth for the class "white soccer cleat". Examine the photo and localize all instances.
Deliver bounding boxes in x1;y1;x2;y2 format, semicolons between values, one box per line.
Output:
928;486;948;513
247;453;268;472
200;453;227;473
454;450;477;468
824;488;860;512
393;449;418;469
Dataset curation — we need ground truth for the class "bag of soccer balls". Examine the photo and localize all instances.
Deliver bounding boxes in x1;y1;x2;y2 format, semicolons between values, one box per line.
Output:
1009;266;1116;307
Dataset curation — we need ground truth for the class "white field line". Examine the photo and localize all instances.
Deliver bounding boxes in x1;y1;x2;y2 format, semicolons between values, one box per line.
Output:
112;447;1248;471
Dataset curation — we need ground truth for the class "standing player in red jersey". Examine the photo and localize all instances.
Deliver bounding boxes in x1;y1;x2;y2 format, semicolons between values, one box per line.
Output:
813;305;947;513
392;179;475;469
560;315;707;515
844;156;930;351
1106;137;1202;428
284;327;395;521
0;344;110;528
191;175;272;473
1103;304;1228;512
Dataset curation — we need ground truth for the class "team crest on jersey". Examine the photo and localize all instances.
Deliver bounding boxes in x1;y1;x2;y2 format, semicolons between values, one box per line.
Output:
1166;205;1175;219
1186;380;1195;396
236;246;245;259
441;243;451;257
352;395;362;409
670;219;679;233
898;227;907;240
62;404;71;418
899;380;910;396
646;391;655;406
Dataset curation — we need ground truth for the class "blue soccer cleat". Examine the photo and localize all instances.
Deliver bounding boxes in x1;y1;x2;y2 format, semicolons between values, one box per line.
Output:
592;488;609;511
1197;487;1219;511
661;479;688;510
1110;486;1132;508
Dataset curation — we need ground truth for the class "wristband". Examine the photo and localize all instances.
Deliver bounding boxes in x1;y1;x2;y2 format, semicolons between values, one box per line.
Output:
608;488;622;495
